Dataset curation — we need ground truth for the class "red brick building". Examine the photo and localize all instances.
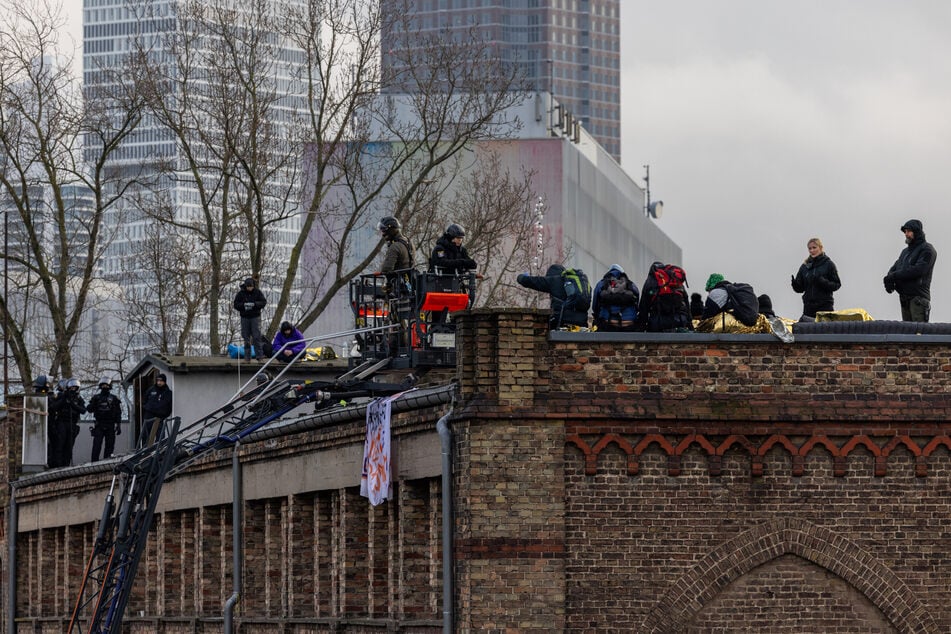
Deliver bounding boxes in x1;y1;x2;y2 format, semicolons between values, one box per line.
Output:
2;308;951;632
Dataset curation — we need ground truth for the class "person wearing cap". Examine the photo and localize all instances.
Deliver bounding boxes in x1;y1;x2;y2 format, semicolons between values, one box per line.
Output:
141;373;173;446
701;273;731;320
233;276;268;361
883;219;937;322
87;377;122;461
592;263;639;331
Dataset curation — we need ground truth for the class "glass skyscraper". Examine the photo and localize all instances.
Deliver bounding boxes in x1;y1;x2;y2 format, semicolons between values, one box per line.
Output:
381;0;621;161
83;0;305;356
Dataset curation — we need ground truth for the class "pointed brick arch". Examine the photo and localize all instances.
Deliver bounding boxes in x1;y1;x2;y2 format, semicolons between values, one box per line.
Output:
642;518;937;633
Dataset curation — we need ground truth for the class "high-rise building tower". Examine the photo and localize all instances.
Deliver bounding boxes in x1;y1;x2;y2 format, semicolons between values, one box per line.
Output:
382;0;621;161
83;0;306;356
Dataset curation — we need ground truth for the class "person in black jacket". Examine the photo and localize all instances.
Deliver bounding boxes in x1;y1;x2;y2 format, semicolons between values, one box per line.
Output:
233;277;267;361
791;237;841;320
884;219;938;322
429;223;476;274
141;373;173;446
48;378;85;467
87;377;122;461
636;262;692;332
517;264;589;330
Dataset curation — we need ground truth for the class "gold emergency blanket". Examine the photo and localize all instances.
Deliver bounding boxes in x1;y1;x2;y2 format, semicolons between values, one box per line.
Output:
695;312;771;334
815;308;874;321
694;312;796;341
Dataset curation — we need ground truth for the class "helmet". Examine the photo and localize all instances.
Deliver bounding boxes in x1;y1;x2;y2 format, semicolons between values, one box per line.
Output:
32;375;49;391
66;377;81;389
57;379;68;391
99;376;112;388
377;216;401;236
445;223;465;239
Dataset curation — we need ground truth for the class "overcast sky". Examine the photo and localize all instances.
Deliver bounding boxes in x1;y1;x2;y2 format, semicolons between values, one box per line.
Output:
619;1;951;321
57;2;951;321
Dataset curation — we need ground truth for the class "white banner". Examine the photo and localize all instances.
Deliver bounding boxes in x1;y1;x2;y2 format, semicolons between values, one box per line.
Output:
360;396;393;505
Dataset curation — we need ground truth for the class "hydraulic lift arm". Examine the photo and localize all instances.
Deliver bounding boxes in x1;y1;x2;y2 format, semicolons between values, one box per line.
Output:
68;357;409;633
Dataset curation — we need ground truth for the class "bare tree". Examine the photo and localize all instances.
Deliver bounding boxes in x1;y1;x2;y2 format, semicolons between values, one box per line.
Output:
117;0;529;351
125;0;300;354
407;149;553;308
277;0;528;332
0;0;141;387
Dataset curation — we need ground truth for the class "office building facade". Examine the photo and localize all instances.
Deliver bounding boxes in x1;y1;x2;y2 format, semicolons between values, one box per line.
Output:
382;0;622;161
83;0;306;356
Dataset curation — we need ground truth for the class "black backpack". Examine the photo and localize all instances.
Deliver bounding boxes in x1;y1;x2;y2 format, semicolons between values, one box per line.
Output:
725;282;760;326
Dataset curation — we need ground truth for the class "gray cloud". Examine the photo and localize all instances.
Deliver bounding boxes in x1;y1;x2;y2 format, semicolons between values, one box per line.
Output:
622;1;951;320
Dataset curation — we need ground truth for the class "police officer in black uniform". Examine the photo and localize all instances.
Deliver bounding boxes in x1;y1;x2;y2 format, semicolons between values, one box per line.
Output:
87;376;122;461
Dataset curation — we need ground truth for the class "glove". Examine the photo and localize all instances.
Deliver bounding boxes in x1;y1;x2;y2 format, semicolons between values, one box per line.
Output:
244;302;254;311
116;425;121;436
883;276;895;293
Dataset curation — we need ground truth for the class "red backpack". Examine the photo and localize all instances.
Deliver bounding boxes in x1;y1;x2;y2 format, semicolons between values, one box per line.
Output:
653;264;687;295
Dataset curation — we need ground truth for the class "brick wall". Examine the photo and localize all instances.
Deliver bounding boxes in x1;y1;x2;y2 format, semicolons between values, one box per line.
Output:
452;309;951;632
4;400;448;633
6;309;951;632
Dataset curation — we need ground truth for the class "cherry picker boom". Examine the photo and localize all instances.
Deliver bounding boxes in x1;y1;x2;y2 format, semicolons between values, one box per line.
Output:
67;355;411;634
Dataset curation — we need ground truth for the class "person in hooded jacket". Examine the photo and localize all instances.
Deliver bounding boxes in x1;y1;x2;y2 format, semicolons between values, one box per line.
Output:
884;219;938;322
791;237;841;320
517;264;589;330
429;223;476;274
141;373;173;446
87;377;122;461
233;277;268;361
271;321;306;362
700;274;732;321
592;264;639;331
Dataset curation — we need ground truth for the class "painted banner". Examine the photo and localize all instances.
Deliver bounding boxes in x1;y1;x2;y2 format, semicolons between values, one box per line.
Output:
360;396;393;505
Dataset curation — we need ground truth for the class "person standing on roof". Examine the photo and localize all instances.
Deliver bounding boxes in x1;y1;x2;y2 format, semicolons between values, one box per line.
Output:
883;219;937;322
141;373;173;446
429;223;477;274
88;376;122;461
49;378;85;467
791;237;841;320
233;276;268;361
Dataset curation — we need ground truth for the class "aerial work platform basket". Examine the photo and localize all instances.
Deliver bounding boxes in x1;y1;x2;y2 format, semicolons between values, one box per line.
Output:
349;269;477;368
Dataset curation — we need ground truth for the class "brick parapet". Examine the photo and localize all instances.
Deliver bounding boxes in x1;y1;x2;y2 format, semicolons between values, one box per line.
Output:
8;309;951;631
449;309;951;631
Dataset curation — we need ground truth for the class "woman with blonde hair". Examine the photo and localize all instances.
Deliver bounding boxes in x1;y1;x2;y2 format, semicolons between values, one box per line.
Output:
791;237;841;320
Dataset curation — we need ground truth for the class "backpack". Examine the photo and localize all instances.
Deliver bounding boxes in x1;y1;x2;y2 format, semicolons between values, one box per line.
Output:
561;268;592;312
599;272;638;307
647;264;691;332
653;264;687;296
725;282;760;326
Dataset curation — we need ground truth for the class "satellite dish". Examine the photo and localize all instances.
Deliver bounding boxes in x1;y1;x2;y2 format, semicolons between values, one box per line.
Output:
648;200;664;219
